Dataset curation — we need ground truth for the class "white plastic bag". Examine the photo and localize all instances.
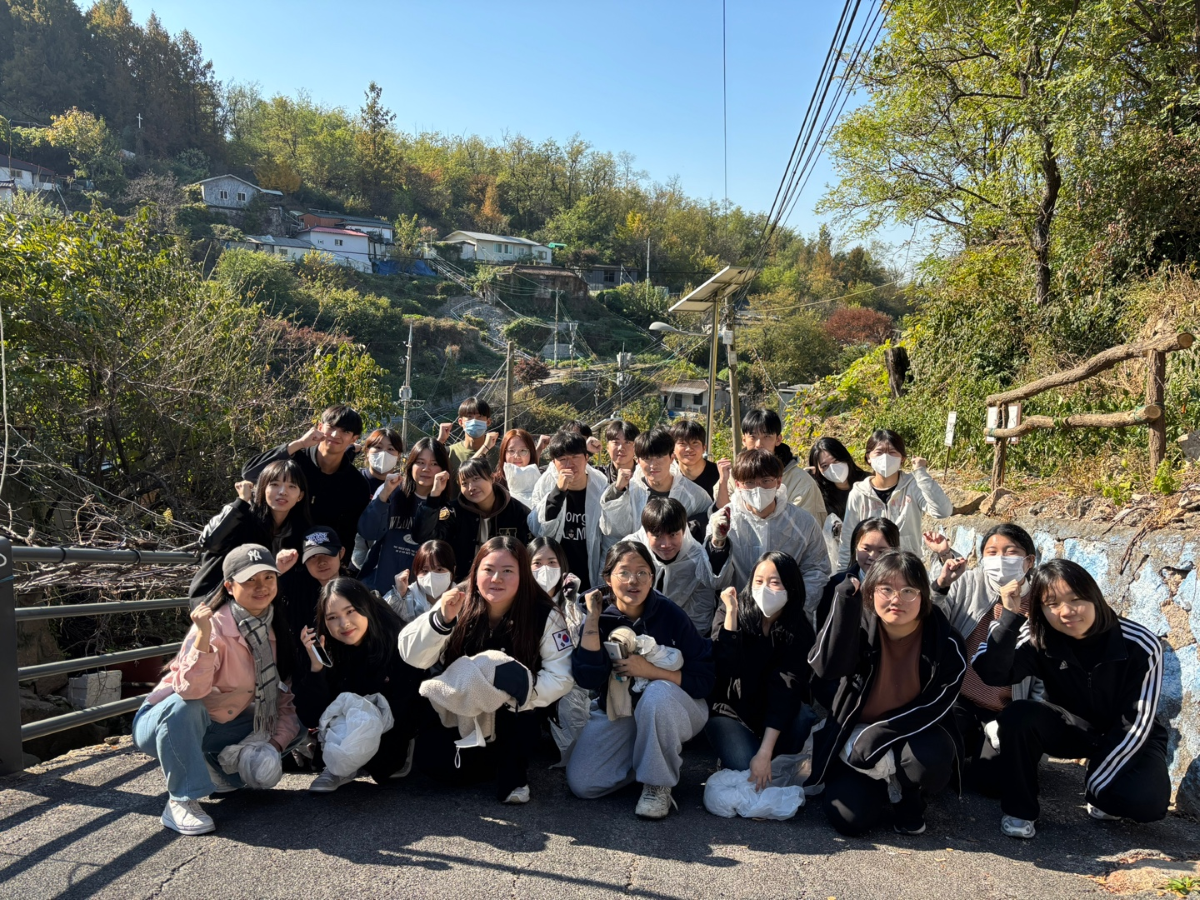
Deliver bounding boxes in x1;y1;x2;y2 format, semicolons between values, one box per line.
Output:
217;739;282;789
703;768;804;820
549;688;592;767
319;691;395;777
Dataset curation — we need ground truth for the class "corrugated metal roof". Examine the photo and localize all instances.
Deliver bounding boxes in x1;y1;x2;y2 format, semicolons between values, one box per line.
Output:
441;230;545;247
246;235;313;249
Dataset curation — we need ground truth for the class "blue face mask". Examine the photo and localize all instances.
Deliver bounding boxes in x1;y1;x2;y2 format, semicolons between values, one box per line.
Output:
463;419;488;439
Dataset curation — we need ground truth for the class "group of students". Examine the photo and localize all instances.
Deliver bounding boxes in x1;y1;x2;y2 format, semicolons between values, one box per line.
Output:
135;400;1170;842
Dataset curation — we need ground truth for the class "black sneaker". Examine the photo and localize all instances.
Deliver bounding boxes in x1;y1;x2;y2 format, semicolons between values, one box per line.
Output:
892;794;927;835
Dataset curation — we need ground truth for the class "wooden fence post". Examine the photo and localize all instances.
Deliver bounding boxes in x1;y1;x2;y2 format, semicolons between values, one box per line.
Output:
990;407;1007;491
1147;349;1167;472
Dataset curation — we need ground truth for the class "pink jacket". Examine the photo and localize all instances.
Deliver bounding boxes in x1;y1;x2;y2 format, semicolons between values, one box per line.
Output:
146;605;300;748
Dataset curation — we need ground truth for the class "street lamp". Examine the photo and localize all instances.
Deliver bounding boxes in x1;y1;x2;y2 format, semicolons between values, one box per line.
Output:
649;321;706;338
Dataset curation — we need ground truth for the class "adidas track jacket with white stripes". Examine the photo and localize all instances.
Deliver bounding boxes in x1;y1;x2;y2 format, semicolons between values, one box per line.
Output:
972;608;1166;800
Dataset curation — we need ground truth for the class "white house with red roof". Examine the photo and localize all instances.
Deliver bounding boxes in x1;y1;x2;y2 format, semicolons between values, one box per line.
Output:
296;226;372;272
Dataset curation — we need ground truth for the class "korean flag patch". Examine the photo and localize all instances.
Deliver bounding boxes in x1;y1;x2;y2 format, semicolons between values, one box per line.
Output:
552;629;572;652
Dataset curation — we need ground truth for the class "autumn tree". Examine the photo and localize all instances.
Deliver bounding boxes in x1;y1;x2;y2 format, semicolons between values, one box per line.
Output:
824;306;894;346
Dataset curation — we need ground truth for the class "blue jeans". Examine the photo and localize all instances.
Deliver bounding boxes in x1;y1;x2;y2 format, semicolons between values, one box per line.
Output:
704;705;818;771
132;695;255;802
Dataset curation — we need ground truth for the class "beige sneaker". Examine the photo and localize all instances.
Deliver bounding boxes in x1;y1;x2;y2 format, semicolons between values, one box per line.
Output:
635;784;677;819
161;799;215;836
503;785;531;804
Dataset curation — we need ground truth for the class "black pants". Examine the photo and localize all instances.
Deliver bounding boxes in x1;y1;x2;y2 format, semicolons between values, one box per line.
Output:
362;718;418;784
414;700;541;801
820;725;956;837
952;697;1003;798
998;699;1170;823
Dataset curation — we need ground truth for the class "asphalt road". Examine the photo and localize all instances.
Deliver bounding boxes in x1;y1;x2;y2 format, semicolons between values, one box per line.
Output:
1;737;1197;900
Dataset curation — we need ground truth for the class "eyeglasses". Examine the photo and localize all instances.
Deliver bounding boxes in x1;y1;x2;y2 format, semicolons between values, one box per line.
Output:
613;570;652;585
874;585;922;602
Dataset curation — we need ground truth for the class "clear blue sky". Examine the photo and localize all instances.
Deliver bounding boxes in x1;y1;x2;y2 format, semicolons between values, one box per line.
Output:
120;0;880;245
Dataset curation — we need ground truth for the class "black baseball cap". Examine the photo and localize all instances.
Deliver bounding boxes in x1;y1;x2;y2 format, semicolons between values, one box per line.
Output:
222;544;280;583
302;527;344;562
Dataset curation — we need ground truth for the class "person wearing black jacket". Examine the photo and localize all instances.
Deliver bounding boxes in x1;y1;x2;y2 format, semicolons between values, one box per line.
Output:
707;551;817;790
242;405;371;555
417;457;532;568
188;461;311;606
807;550;967;837
973;558;1169;839
295;578;422;791
566;541;715;820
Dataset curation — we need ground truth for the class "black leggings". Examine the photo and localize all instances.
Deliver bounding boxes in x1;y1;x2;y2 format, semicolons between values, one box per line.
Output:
952;697;1003;798
821;725;956;837
998;699;1170;823
414;700;541;801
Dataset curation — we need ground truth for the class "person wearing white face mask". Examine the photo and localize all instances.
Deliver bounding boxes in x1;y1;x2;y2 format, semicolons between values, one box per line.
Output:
927;523;1041;796
807;437;869;528
353;428;405;571
836;429;953;571
706;449;830;624
706;552;818;792
383;540;458;624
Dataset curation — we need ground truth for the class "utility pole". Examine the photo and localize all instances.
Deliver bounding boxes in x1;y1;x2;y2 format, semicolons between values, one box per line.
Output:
399;321;414;446
553;291;559;365
645;235;651;288
706;298;720;445
504;340;515;433
725;301;743;456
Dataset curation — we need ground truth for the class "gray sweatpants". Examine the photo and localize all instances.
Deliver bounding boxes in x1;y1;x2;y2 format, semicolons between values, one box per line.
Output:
566;680;708;798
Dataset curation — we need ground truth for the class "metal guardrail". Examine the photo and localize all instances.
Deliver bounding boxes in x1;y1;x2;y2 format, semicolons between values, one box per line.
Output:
0;538;196;775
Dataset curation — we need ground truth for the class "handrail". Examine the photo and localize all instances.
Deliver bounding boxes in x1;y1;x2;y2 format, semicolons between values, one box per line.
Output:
18;643;181;682
0;538;196;774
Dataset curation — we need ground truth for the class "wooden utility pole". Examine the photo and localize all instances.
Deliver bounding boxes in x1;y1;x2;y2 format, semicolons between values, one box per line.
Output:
706;299;720;445
725;302;743;457
504;340;515;434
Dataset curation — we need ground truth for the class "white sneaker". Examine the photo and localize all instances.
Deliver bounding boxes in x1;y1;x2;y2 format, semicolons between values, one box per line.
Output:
1087;803;1120;821
503;784;531;804
308;769;358;793
1001;815;1037;839
205;763;239;794
161;799;215;836
390;738;416;779
635;784;677;820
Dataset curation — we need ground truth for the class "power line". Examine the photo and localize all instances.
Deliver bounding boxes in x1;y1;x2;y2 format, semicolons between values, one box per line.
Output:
722;0;729;209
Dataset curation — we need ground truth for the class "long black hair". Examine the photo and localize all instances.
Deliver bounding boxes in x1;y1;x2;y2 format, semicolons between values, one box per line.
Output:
443;536;555;672
399;437;451;508
736;551;813;646
528;535;569;598
808;436;868;509
252;459;312;542
1027;559;1118;650
315;576;403;669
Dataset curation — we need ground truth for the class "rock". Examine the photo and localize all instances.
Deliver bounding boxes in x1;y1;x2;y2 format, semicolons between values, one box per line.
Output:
979;488;1015;516
1101;858;1200;894
1177;429;1200;461
945;488;988;516
103;736;120;746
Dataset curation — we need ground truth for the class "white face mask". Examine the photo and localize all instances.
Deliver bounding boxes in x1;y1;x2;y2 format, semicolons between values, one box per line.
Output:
532;564;561;594
822;462;849;484
751;583;788;618
504;462;541;492
870;453;902;478
368;450;398;473
417;570;453;599
742;486;775;513
980;555;1030;594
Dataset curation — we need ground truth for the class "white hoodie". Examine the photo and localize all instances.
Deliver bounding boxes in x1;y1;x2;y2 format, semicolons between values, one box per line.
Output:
836;468;953;570
622;526;721;637
711;486;831;624
600;465;714;546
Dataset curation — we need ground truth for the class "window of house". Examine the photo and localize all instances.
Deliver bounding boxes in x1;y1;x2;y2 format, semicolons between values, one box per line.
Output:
495;243;502;252
218;189;228;200
335;238;344;246
603;270;615;283
674;395;682;409
694;394;703;405
237;191;247;202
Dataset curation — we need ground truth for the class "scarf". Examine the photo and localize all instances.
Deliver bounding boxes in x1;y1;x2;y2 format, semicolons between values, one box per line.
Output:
231;602;280;739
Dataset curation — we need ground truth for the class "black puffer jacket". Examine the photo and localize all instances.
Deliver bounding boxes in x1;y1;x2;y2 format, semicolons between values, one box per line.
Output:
187;499;306;606
806;579;967;788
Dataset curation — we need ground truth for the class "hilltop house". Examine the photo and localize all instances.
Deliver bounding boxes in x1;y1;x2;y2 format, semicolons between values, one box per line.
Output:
301;210;395;261
295;226;371;272
188;174;287;234
659;379;731;418
236;234;316;262
439;230;552;264
0;155;58;194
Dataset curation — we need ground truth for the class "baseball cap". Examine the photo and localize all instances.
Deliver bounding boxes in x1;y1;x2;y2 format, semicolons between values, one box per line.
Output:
302;527;344;562
222;544;281;583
